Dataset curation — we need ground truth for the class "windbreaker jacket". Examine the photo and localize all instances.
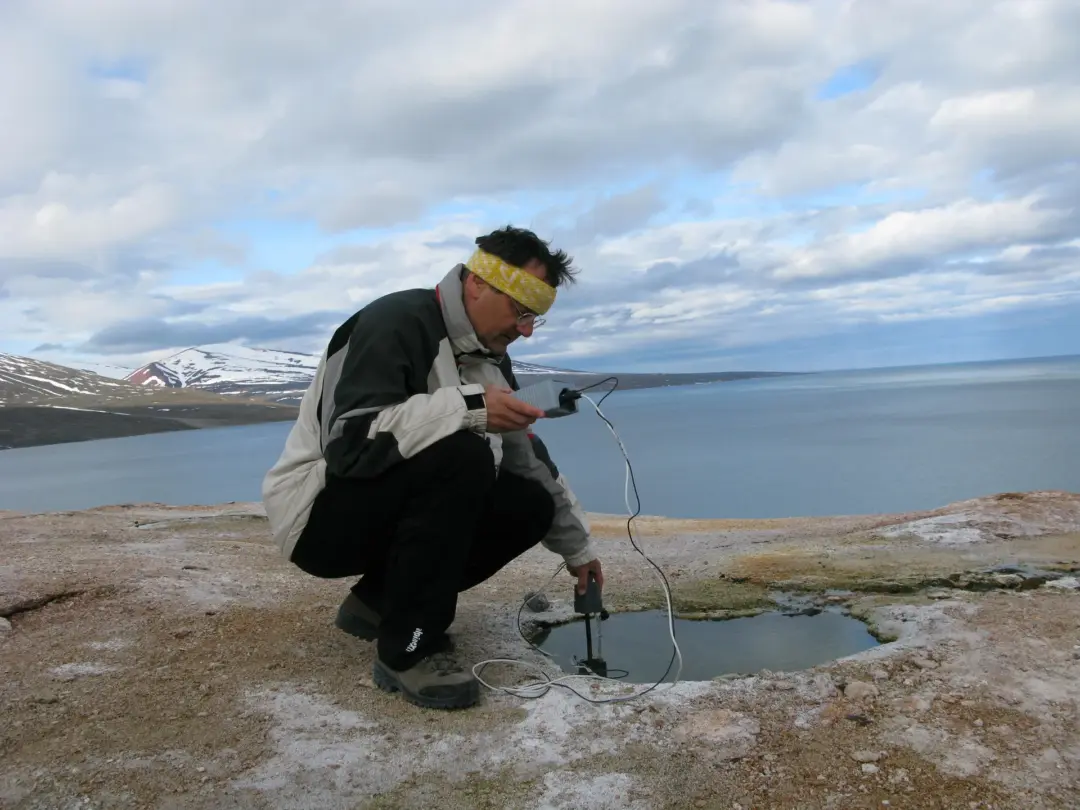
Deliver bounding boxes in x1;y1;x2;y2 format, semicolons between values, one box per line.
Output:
261;264;596;568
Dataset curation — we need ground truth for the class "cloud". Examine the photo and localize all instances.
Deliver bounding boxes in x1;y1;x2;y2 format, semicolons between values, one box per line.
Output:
558;185;668;244
774;195;1070;282
0;0;1078;373
1;1;820;229
0;176;178;262
82;311;346;354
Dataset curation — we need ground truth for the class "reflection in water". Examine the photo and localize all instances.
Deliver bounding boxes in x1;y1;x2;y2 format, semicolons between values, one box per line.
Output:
533;609;881;684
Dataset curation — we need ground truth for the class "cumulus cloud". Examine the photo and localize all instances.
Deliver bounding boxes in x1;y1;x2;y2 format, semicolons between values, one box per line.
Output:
773;195;1072;282
0;0;1078;372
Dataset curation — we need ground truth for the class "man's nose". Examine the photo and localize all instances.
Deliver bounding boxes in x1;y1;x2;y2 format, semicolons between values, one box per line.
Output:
517;319;535;338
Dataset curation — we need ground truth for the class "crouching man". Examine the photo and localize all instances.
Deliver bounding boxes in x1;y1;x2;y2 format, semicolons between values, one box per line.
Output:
262;226;604;710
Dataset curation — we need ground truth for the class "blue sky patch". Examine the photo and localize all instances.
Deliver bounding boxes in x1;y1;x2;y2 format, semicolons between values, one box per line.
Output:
88;56;149;83
816;61;879;100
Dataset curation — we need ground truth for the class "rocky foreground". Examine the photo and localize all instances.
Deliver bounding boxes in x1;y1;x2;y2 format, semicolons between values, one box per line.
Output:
1;491;1079;809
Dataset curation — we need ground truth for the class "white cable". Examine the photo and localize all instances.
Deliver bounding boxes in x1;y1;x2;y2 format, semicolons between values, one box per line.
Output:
578;393;684;691
471;391;683;703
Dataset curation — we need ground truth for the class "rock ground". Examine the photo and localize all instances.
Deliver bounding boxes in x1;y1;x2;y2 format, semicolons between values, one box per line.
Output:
1;490;1079;809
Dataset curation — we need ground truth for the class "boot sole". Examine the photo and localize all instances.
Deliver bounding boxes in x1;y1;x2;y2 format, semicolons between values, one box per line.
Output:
372;660;480;710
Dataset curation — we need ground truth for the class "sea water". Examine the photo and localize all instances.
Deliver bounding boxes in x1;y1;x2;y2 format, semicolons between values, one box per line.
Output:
1;355;1078;517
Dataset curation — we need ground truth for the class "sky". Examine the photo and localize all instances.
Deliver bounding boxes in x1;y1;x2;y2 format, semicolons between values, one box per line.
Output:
1;0;1078;376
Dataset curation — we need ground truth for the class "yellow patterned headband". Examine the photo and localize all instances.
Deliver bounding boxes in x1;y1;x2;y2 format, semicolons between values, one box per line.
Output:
465;248;556;315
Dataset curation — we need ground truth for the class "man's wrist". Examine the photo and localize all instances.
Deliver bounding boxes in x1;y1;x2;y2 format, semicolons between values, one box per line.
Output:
563;545;597;569
461;385;487;434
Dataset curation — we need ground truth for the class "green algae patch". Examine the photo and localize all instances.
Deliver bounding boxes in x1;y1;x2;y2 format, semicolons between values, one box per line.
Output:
630;578;773;614
721;546;961;593
844;596;914;642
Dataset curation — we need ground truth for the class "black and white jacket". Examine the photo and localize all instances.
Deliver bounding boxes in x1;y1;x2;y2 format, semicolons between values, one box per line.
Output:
262;265;596;568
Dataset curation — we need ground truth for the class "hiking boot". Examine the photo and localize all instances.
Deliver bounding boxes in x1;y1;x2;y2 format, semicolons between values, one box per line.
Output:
334;592;381;641
372;650;480;710
335;593;456;651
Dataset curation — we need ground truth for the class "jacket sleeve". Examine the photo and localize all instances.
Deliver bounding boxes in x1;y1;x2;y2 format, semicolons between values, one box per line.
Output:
499;430;597;568
322;304;487;479
495;356;596;567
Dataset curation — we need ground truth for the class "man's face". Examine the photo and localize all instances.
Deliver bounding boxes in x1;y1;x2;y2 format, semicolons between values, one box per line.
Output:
463;258;548;353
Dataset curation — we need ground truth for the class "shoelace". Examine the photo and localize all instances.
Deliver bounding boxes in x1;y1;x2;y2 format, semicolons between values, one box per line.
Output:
427;650;464;676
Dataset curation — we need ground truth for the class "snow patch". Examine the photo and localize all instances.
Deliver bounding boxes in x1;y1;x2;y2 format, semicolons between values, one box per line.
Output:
487;679;714;773
1041;578;1075;591
128;346;318;389
44;405;114;414
124;343;582;402
886;723;997;778
513;361;582;375
13;373;92;394
137;569;267;609
85;637;131;652
878;513;987;545
0;350;141;403
233;679;713;807
534;772;650;810
1044;576;1079;590
878;494;1080;545
50;662;118;681
232;688;384;802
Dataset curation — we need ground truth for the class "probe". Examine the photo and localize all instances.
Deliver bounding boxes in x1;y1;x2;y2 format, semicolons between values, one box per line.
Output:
511;379;581;418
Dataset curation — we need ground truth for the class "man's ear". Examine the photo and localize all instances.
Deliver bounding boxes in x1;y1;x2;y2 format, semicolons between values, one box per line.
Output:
461;270;482;304
464;271;489;297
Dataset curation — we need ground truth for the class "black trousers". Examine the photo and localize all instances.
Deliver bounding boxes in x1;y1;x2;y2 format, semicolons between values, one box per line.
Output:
291;430;555;669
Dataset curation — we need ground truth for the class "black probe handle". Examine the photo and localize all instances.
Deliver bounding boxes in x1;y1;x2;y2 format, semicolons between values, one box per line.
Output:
574;570;605;614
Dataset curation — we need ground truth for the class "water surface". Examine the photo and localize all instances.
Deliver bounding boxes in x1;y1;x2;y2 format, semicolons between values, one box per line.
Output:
533;609;881;683
1;355;1078;517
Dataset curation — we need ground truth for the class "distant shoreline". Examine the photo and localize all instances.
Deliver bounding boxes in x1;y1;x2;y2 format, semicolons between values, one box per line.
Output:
0;371;797;451
0;402;299;451
514;369;796;393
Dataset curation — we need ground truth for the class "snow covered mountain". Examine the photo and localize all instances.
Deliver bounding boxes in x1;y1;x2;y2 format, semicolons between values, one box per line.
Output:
125;345;320;404
73;361;136;380
508;360;578;376
123;343;792;406
124;344;595;405
0;351;141;406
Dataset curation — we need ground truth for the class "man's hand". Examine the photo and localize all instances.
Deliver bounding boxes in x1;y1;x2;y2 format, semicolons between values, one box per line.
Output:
484;385;545;433
567;558;604;595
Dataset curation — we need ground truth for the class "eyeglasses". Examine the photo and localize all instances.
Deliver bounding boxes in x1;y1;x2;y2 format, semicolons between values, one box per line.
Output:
512;301;545;329
504;292;546;328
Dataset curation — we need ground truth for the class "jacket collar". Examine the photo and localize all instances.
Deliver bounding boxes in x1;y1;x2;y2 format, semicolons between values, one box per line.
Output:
436;264;501;363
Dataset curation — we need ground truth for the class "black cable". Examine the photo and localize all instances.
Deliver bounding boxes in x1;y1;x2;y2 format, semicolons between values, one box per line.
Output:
574;376;619;408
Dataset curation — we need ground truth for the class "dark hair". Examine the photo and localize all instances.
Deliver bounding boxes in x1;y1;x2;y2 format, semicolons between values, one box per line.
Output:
474;226;578;288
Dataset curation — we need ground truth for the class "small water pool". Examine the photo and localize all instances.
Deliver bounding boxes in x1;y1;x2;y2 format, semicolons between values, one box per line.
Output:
532;609;881;683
